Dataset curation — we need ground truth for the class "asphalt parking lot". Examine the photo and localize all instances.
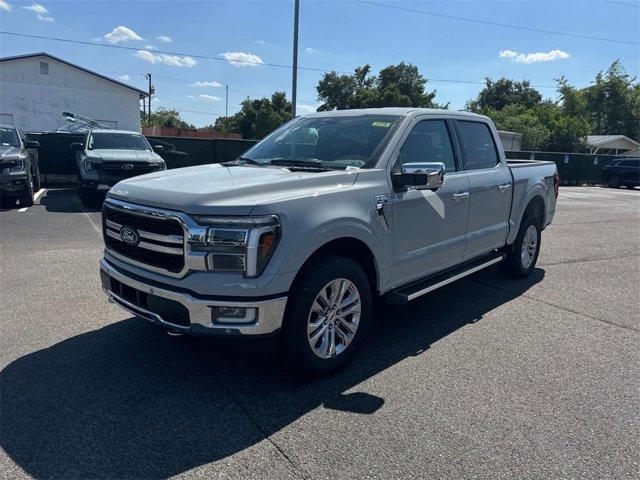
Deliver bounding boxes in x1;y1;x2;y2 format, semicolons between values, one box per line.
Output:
1;186;638;479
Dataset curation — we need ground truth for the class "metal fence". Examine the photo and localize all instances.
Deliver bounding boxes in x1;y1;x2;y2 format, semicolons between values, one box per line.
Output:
506;151;623;185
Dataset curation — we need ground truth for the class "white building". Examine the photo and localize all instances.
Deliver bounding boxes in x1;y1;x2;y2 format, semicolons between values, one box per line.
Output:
0;52;147;132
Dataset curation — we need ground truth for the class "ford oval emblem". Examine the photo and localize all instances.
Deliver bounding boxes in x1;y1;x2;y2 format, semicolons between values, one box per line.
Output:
120;226;139;245
122;163;134;170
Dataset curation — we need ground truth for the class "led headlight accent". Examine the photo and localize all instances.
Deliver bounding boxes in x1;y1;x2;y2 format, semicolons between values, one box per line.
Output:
9;157;25;172
83;158;97;173
191;215;280;277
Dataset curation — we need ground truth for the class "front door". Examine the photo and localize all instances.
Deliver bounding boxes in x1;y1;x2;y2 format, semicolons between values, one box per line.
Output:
390;119;470;286
454;120;512;258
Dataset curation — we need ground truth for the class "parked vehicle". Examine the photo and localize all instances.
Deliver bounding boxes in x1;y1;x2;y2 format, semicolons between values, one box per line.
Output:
73;129;166;205
602;157;640;188
0;125;40;207
99;108;559;375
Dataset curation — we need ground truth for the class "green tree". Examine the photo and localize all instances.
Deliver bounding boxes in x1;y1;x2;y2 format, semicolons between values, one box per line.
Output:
466;78;543;112
316;62;446;111
212;92;292;139
141;108;195;129
557;61;639;140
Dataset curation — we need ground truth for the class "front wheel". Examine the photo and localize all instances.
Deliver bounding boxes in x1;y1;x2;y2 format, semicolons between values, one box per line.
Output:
18;176;34;207
281;255;372;377
607;175;622;188
501;214;541;278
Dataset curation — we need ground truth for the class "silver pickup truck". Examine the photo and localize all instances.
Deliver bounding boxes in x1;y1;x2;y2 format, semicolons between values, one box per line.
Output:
100;108;559;375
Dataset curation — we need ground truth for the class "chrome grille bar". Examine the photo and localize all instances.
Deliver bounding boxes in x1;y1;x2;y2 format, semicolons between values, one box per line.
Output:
105;219;183;244
105;229;183;255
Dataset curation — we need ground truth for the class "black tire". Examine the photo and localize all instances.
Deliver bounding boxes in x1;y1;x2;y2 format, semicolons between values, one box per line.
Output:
607;175;622;188
32;170;41;192
501;213;541;278
18;176;34;207
79;189;96;207
280;255;372;377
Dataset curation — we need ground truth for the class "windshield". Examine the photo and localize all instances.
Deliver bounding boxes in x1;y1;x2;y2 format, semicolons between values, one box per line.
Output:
89;132;150;151
0;127;20;147
241;114;403;169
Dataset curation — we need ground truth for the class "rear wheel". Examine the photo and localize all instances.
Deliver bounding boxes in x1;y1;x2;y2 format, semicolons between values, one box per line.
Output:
607;175;622;188
281;255;372;377
501;213;541;278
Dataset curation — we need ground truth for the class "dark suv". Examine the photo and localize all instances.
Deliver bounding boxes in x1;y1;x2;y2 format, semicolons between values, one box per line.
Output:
0;125;41;207
602;157;640;189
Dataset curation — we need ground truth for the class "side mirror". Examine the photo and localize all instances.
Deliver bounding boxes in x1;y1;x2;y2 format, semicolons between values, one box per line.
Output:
393;162;445;191
71;142;84;151
25;140;40;149
152;144;164;152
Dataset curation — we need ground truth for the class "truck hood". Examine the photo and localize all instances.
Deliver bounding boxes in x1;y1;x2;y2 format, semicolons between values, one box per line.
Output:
88;149;162;162
0;145;23;159
107;164;359;215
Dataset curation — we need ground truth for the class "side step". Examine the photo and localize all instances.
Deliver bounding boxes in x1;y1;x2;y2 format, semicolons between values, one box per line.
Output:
387;251;505;304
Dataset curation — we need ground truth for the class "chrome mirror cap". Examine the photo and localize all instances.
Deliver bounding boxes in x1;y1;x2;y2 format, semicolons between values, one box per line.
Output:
399;162;446;190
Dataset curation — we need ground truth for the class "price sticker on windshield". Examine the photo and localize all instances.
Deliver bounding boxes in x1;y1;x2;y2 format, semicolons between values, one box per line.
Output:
372;121;391;128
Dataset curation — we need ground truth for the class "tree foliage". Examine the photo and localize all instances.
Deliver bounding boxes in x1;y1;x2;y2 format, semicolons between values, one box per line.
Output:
557;61;639;140
316;62;447;111
211;92;292;140
141;108;195;129
466;78;542;112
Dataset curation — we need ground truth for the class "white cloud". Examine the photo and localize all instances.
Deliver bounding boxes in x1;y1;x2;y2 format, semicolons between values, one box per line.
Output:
297;103;319;115
23;2;53;21
304;47;318;53
144;44;156;50
118;74;130;81
156;35;172;43
257;40;266;45
191;80;223;88
134;50;197;68
499;49;570;64
104;26;143;44
220;51;264;68
191;94;221;101
0;0;13;12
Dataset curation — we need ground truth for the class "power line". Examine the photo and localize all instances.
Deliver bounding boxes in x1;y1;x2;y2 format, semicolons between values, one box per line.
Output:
353;0;640;45
603;0;639;7
0;30;560;95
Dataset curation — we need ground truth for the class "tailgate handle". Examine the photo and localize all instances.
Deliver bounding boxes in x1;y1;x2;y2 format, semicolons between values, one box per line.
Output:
498;184;512;192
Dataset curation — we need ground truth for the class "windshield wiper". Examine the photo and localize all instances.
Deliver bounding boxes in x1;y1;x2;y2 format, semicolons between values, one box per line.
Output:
223;157;266;166
268;158;336;170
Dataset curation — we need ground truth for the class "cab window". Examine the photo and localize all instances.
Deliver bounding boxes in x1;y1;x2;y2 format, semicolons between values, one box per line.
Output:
457;121;499;171
398;120;456;172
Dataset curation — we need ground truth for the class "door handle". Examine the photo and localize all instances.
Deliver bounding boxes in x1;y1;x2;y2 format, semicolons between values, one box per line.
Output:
452;192;470;201
498;184;512;192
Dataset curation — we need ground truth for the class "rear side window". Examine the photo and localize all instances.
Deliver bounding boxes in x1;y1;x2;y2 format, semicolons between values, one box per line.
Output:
618;159;640;167
398;120;456;172
457;121;499;171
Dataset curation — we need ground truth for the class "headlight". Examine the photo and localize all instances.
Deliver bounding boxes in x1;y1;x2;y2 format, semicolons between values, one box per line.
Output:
83;158;97;173
190;215;280;277
9;157;25;172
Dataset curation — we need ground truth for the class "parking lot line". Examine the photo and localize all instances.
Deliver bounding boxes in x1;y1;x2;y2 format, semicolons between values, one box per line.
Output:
17;188;46;212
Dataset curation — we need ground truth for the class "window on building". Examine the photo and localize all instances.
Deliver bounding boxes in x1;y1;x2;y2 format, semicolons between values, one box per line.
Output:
40;62;49;75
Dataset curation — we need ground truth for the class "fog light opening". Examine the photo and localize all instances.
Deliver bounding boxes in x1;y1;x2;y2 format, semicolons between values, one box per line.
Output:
212;306;257;325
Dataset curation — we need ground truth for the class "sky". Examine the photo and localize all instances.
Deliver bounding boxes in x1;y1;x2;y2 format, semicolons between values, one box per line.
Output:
0;0;638;127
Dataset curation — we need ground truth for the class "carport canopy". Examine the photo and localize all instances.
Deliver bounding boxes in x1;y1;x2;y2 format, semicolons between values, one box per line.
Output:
586;135;640;156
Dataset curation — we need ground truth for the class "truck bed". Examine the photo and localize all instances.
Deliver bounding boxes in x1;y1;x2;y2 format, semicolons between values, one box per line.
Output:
506;159;556;168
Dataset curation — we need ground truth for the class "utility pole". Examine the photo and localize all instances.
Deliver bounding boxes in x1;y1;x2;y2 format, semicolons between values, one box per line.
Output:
145;73;153;123
291;0;299;117
225;84;229;140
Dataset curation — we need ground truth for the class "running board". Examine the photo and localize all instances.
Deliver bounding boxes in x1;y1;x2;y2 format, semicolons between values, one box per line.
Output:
387;252;505;304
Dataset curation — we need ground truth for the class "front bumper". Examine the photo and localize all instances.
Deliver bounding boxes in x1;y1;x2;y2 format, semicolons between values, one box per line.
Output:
0;171;29;195
100;258;287;336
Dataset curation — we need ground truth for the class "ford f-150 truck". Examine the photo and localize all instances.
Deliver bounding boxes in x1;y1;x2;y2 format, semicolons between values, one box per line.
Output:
73;129;165;205
100;108;559;375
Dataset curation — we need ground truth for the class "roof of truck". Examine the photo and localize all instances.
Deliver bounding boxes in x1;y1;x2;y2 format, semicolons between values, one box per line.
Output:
306;107;488;119
90;129;143;135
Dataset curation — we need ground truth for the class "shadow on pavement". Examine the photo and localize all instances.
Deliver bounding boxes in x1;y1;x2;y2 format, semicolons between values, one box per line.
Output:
0;267;544;479
41;188;105;213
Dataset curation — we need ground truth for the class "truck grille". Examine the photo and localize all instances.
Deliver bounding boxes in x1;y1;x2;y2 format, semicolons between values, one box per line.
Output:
103;203;185;273
100;162;160;174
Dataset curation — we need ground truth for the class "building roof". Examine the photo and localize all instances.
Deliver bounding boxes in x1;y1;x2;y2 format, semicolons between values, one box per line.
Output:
0;52;148;98
586;135;639;148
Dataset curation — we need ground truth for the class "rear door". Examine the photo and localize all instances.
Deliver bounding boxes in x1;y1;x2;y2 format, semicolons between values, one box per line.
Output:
390;118;470;286
454;120;512;258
